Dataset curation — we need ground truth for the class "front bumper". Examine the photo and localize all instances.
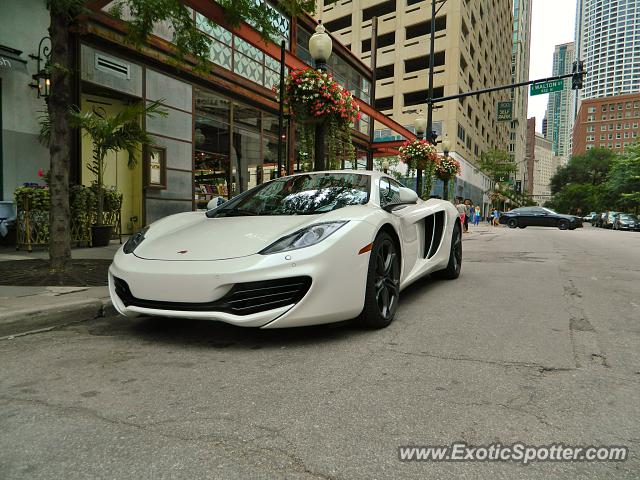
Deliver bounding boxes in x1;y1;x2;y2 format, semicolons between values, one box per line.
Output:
108;222;374;328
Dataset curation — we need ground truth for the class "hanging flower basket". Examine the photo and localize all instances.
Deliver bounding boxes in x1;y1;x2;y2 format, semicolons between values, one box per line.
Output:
398;140;440;171
398;140;440;198
277;67;360;169
435;155;462;181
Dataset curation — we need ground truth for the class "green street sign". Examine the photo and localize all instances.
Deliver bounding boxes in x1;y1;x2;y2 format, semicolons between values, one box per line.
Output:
530;79;565;96
497;101;513;122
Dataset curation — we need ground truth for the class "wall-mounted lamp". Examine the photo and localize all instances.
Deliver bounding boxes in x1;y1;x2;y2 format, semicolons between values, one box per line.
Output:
29;36;51;99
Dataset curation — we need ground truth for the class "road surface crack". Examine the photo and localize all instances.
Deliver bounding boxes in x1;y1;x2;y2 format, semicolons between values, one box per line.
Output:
0;395;338;480
386;348;573;374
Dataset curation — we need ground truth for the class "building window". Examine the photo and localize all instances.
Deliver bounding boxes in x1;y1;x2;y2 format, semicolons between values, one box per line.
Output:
375;63;394;80
363;0;397;22
403;87;443;107
324;14;352;32
405;51;445;73
457;123;466;142
362;31;395;53
405;16;447;40
375;96;394;111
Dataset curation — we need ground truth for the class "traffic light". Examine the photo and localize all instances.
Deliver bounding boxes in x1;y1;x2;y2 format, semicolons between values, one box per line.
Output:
572;60;585;90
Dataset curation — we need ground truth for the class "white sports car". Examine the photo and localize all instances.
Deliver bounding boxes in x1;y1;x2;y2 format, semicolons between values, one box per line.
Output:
109;171;462;329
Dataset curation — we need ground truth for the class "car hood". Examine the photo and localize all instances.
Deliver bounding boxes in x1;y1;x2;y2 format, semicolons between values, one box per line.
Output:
133;211;336;261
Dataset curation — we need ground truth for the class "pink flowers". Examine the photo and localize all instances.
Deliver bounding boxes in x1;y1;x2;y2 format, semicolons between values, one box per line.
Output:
398;140;440;170
435;155;461;180
282;67;360;125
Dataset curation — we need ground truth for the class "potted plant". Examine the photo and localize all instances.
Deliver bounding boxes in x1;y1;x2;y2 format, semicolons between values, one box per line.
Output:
398;140;440;199
435;154;461;201
69;101;165;246
279;67;360;169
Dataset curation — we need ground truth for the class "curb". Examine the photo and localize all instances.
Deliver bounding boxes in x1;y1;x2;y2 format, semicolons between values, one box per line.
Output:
0;298;115;338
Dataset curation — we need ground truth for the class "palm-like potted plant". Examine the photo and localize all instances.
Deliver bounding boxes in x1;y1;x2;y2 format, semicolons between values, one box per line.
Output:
69;101;166;246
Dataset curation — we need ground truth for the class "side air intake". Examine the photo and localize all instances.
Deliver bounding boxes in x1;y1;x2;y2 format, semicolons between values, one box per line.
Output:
423;210;445;259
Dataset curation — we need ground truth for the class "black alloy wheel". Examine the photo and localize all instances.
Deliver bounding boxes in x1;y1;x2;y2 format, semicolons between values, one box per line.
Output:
433;222;462;280
507;218;518;228
558;220;569;230
358;231;401;329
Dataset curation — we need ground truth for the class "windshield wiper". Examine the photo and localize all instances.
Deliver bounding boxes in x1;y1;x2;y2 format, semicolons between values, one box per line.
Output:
210;207;258;217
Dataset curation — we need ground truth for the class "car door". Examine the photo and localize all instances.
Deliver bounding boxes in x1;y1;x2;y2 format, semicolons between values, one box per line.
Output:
514;207;536;226
526;208;548;226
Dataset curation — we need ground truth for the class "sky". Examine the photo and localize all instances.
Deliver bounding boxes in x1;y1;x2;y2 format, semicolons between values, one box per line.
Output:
527;0;577;132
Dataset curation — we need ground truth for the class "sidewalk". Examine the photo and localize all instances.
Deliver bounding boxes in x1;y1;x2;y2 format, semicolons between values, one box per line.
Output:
0;241;122;338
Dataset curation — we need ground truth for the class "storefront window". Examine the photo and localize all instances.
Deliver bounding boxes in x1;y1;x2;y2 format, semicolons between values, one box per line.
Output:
262;113;285;178
232;103;262;192
194;91;232;208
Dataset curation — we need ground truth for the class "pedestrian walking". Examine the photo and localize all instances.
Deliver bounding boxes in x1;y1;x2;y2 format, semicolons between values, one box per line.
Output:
463;199;472;232
492;208;501;226
455;197;466;227
474;205;481;225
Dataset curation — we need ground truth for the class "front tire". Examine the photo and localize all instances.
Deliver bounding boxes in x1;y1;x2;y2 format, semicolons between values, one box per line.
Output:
558;220;569;230
507;218;518;228
433;222;462;280
357;231;400;329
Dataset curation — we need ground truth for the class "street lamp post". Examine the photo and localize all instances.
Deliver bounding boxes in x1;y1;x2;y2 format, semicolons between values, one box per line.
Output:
277;40;286;177
309;22;332;171
414;115;427;194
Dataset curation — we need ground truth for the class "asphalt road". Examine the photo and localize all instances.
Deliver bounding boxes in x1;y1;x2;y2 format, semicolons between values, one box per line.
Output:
1;224;639;479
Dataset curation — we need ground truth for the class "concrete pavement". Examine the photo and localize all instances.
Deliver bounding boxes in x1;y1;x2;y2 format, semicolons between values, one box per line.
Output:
1;223;638;479
0;242;120;337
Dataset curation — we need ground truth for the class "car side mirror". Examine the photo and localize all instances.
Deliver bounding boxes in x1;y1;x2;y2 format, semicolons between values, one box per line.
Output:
398;187;418;204
207;196;226;210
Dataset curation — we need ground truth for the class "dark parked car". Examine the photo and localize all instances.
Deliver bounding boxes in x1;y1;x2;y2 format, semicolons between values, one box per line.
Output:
601;211;621;229
613;213;639;231
499;207;583;230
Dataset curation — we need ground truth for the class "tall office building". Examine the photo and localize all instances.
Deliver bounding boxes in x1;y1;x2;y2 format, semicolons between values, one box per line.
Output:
511;0;532;192
317;0;513;201
575;0;640;101
532;133;559;205
544;42;575;163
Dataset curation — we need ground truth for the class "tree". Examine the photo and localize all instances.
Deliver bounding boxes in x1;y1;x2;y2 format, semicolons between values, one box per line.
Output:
478;149;517;183
606;142;640;213
550;147;615;195
546;183;602;214
46;0;315;272
548;148;617;213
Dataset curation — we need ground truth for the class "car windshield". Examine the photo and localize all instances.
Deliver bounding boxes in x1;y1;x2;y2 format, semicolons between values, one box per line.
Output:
620;214;637;221
206;173;371;217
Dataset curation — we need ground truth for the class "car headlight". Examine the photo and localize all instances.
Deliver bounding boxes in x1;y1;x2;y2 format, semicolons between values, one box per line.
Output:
260;221;348;255
123;226;150;254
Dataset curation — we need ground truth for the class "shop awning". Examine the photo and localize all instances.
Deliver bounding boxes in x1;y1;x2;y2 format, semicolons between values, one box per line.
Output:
0;45;28;74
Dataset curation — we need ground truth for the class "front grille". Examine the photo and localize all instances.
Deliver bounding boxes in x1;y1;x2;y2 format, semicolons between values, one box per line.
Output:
113;276;312;316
